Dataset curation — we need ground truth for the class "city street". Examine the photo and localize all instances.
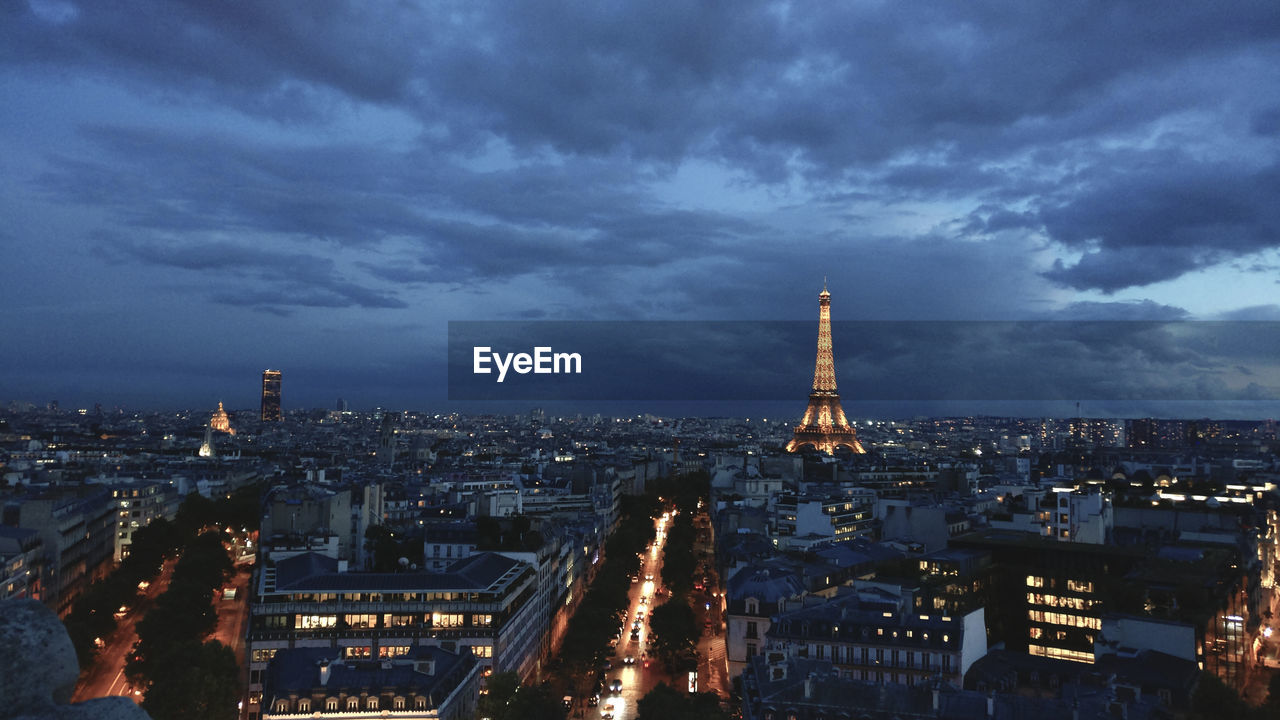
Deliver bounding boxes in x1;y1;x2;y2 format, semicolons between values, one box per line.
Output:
575;507;729;720
72;558;176;703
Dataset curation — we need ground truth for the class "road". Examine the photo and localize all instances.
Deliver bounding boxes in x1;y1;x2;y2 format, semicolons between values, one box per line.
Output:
73;548;255;708
212;560;253;662
581;507;729;720
72;558;176;703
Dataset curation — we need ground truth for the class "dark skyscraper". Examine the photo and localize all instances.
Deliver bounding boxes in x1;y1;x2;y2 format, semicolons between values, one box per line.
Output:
261;369;282;421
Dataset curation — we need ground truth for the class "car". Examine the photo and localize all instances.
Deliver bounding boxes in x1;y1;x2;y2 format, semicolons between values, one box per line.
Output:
639;596;648;605
632;620;641;630
636;610;645;620
704;618;712;627
610;679;623;693
601;659;612;670
631;575;638;583
588;695;599;707
602;702;616;720
645;573;653;581
623;655;635;665
630;630;640;642
563;696;573;709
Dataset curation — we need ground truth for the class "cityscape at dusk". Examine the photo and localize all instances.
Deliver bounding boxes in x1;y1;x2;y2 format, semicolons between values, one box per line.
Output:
4;3;1280;720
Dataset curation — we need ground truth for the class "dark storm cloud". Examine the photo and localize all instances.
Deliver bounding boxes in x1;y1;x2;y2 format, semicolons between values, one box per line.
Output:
10;1;1280;296
104;237;406;310
10;2;1277;167
39;122;764;305
1044;300;1191;322
39;126;439;243
1039;158;1280;292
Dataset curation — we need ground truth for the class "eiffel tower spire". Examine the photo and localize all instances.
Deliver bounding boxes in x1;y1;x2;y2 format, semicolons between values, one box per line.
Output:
786;284;866;454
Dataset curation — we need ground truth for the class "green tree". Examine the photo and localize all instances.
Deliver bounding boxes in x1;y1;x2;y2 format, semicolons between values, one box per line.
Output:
475;673;564;720
175;492;217;536
1263;671;1280;716
476;671;521;720
637;684;729;720
648;599;698;672
141;640;240;720
1190;673;1251;720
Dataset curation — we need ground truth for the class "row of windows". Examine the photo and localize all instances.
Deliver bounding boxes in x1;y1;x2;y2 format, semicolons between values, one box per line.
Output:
252;643;491;664
280;613;493;630
274;695;428;714
279;591;492;603
1029;627;1092;644
795;644;954;672
1025;576;1094;594
1028;644;1093;663
1027;610;1101;630
1026;593;1098;611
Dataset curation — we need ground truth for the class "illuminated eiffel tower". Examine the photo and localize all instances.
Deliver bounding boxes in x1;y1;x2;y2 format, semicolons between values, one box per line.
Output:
786;282;866;454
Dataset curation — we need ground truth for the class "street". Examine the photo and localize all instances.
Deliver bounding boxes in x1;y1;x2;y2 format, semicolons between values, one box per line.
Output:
577;507;729;720
72;558;176;703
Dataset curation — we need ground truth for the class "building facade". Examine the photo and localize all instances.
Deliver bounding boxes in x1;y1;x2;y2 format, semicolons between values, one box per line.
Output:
246;551;541;720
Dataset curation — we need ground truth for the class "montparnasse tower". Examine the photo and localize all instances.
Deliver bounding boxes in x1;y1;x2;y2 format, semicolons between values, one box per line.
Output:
785;282;866;454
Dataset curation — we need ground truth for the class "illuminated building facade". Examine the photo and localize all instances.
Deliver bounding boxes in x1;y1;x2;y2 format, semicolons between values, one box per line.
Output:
245;551;541;720
770;494;875;549
211;401;235;435
262;369;283;422
763;596;987;687
952;530;1144;666
786;284;866;455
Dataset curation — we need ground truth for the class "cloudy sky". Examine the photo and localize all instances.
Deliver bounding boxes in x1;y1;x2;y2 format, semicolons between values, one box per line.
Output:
3;1;1279;416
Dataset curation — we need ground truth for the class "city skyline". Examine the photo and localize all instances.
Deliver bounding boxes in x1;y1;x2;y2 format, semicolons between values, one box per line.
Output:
3;3;1280;414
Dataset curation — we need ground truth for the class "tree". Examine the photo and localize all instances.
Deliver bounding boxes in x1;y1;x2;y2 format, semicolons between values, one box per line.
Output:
141;640;240;720
477;671;521;720
637;684;729;720
647;600;698;672
637;683;687;720
475;673;565;720
1189;673;1251;720
175;492;217;536
1264;671;1280;716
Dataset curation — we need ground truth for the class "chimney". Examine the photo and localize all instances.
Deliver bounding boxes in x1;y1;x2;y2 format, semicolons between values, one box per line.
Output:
932;682;940;712
318;659;331;686
804;673;814;699
986;691;994;718
337;559;348;573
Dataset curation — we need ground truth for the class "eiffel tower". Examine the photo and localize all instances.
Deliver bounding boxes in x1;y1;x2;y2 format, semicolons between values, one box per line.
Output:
786;282;866;454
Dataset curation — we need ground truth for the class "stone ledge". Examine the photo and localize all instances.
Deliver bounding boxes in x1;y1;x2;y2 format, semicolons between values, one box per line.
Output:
0;599;153;720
